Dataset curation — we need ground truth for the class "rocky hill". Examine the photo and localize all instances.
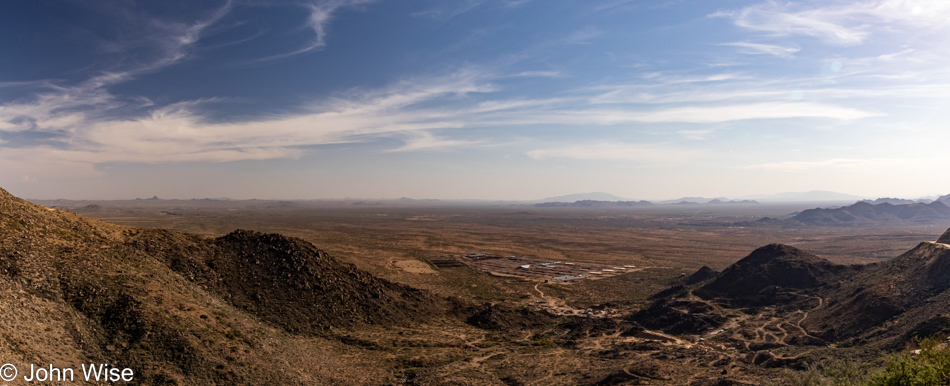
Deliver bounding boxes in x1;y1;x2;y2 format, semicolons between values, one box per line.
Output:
803;232;950;343
0;186;443;384
695;244;857;306
789;201;950;225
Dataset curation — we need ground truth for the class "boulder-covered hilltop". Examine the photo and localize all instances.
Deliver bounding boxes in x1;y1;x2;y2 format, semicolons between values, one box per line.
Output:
695;244;857;306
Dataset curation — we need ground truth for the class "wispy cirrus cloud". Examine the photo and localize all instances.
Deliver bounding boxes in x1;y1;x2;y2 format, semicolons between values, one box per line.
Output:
87;1;233;75
0;70;495;166
387;131;483;152
712;0;950;45
0;64;890;170
0;2;232;145
720;42;800;58
246;0;375;62
587;102;882;124
509;70;563;78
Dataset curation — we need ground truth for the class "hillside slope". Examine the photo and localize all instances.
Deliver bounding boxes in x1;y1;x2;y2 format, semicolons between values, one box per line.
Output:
695;244;857;306
803;234;950;343
637;227;950;350
0;187;441;384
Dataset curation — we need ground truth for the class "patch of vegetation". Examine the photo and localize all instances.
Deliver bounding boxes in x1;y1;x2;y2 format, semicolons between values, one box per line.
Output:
866;337;950;385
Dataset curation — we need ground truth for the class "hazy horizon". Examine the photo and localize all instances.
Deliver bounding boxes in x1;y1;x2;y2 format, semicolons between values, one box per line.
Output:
3;1;949;200
21;189;944;203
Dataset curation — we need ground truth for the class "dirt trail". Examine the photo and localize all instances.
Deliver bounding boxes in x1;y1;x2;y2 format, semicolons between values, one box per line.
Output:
791;295;823;340
529;349;566;386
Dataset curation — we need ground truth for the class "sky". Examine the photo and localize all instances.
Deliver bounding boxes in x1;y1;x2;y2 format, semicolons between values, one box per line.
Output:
1;0;949;200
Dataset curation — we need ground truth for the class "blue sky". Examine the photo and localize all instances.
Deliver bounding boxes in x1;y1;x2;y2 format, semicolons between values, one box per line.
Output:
2;0;949;200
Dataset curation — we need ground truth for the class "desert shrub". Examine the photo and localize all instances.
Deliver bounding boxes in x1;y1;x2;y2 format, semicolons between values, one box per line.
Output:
778;363;831;386
867;337;950;385
822;359;869;386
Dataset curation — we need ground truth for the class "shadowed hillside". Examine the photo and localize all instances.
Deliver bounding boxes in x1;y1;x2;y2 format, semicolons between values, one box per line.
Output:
695;244;858;306
804;233;950;344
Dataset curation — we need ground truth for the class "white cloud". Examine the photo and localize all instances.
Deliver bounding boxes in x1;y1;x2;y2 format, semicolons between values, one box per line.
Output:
713;0;950;45
246;0;375;62
0;71;495;165
0;55;893;174
562;102;882;124
509;70;563;78
678;129;715;140
388;131;481;152
720;42;800;58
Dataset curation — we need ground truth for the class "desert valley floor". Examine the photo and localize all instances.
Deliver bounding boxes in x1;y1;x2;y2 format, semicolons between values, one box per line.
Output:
6;192;950;384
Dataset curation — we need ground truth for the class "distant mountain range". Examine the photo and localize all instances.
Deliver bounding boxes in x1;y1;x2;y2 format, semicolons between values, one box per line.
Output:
658;197;724;204
541;190;869;205
860;197;931;205
789;201;950;225
534;200;654;208
539;192;631;202
533;199;759;207
660;198;759;205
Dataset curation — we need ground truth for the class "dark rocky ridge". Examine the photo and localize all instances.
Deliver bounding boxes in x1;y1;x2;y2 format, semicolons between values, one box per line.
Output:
938;227;950;244
212;229;441;333
685;266;718;285
119;227;445;336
